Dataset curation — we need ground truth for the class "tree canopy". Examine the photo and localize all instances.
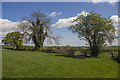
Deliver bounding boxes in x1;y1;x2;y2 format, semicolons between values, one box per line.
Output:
68;11;116;57
2;31;24;49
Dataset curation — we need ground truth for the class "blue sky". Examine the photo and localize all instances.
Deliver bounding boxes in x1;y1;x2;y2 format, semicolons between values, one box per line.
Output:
3;2;118;21
2;2;118;46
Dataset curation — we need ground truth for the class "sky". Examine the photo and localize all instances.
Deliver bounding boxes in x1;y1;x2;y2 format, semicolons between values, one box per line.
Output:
1;2;119;46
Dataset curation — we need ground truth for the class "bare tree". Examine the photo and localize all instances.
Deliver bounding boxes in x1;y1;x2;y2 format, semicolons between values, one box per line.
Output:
18;11;61;50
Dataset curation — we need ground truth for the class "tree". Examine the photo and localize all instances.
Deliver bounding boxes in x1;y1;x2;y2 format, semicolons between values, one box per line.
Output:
18;11;60;50
68;11;116;57
2;31;24;49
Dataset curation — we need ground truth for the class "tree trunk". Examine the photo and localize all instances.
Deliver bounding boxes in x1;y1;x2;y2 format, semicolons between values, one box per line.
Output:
33;35;44;51
14;42;19;50
35;44;40;51
111;49;114;58
34;42;43;51
16;45;19;50
90;46;99;57
118;48;120;63
35;46;39;50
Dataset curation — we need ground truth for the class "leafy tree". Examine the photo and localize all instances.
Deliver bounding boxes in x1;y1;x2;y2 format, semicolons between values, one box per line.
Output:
68;11;116;57
2;31;24;49
18;11;61;50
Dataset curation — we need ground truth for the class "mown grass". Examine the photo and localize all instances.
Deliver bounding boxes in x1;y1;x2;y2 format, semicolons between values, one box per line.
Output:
2;49;118;78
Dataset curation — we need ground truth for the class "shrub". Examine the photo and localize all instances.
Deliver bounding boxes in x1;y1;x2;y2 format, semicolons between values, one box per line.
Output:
80;48;90;56
39;47;47;52
62;49;76;57
15;46;34;51
114;49;118;52
112;56;120;63
64;45;71;49
52;48;61;53
45;48;54;53
39;47;55;53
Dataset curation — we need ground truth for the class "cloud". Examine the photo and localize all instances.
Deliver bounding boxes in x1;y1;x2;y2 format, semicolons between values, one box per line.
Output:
110;15;120;26
0;19;20;39
90;0;118;5
49;11;62;17
110;15;119;46
0;19;19;32
57;12;62;15
0;19;25;44
51;16;77;28
77;11;89;16
49;11;57;17
51;11;89;28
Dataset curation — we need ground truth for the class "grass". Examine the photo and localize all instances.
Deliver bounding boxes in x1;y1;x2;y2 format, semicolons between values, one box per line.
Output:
2;49;118;78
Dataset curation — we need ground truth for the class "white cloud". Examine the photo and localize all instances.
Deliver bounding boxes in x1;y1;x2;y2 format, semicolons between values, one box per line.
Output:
90;0;118;5
0;19;20;40
0;19;19;32
77;11;89;16
110;15;119;46
51;16;77;28
51;11;89;28
49;11;62;17
57;12;62;15
49;11;57;17
110;15;120;26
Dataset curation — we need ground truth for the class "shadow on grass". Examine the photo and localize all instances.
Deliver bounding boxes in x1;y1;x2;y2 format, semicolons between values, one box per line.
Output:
4;48;35;51
54;54;91;59
54;54;105;60
55;54;64;57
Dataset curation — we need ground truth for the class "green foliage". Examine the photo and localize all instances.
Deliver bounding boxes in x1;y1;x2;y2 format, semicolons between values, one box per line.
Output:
62;49;75;57
2;49;118;78
20;46;34;51
80;48;89;56
68;11;116;57
2;44;118;59
39;47;53;53
2;31;24;49
64;45;71;49
39;46;75;57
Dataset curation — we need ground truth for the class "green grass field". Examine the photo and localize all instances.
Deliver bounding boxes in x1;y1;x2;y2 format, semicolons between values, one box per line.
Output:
2;49;118;78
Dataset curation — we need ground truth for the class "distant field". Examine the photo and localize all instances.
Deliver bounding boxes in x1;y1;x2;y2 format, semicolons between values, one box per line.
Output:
2;49;118;78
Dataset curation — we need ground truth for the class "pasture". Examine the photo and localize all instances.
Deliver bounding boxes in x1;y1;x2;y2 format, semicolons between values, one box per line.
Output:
2;49;118;78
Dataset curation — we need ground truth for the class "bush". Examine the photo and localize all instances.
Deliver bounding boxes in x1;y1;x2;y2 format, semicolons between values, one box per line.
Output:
39;47;56;53
62;49;76;57
52;48;61;53
45;48;54;53
20;46;34;51
39;47;47;52
44;48;76;57
112;56;120;63
64;45;71;49
114;49;118;52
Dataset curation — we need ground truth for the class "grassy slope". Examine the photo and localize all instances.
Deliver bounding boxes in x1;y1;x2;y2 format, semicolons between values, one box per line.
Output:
2;49;118;78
